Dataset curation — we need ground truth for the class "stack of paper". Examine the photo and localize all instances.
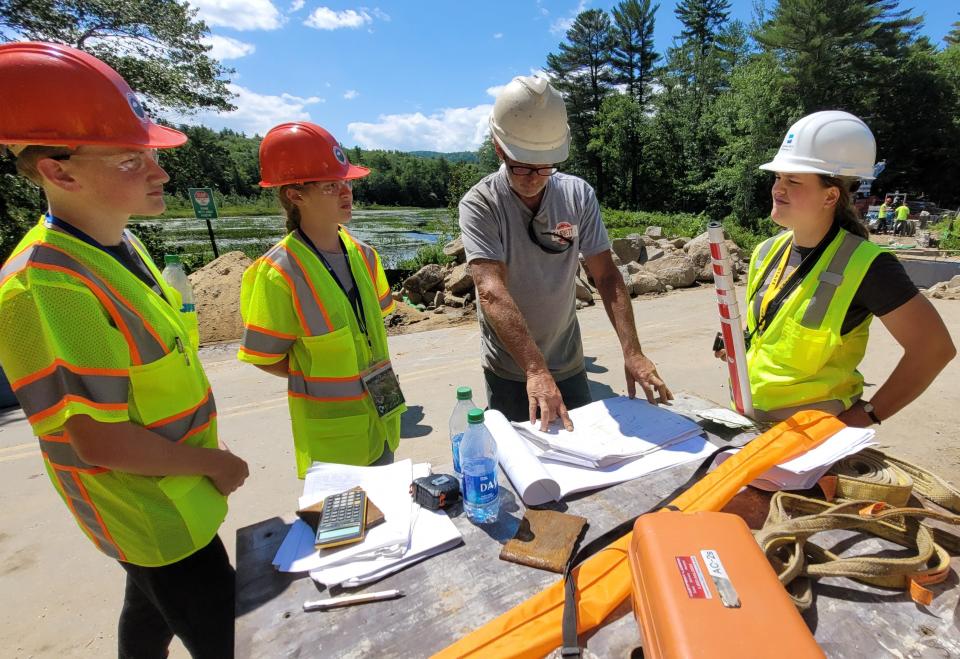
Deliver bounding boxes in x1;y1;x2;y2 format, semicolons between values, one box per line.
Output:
272;460;462;588
514;396;706;468
713;426;877;491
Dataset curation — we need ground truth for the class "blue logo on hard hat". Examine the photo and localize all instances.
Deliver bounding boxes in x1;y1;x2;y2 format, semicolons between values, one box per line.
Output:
127;93;147;120
785;133;794;145
333;146;347;165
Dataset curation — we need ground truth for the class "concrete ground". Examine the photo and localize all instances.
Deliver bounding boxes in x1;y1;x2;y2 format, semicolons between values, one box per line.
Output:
0;286;957;657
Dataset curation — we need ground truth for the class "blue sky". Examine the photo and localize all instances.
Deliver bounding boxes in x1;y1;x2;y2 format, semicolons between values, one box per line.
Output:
178;0;958;151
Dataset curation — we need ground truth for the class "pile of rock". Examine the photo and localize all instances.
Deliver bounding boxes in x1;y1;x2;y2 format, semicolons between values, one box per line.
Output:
923;275;960;301
397;237;477;315
578;226;746;300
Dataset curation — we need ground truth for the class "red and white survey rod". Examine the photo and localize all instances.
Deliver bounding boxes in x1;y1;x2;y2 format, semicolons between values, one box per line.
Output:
708;221;753;418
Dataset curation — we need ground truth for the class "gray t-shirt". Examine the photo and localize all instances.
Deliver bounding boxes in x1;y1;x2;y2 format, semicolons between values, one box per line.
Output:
319;249;355;297
458;165;610;381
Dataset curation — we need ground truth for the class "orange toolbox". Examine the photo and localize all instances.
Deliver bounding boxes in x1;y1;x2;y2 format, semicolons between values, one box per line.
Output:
628;510;824;658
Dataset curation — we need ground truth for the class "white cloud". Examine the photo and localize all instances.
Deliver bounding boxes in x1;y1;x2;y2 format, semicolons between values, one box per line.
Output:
486;84;506;98
347;104;493;151
366;7;391;21
203;35;256;60
190;0;283;31
174;83;323;136
288;0;304;11
493;32;503;39
550;0;588;36
344;89;359;100
305;7;372;30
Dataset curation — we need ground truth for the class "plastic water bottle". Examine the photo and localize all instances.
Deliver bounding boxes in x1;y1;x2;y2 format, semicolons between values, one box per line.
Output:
449;386;475;482
161;254;199;347
460;408;500;524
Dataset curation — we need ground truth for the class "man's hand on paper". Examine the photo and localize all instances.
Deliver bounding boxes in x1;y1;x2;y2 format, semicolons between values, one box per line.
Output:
624;351;673;404
526;368;574;432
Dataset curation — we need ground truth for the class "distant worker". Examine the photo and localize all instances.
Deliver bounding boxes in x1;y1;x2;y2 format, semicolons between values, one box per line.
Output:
894;199;911;236
876;196;892;233
715;111;955;425
0;43;248;658
459;76;672;431
237;122;404;478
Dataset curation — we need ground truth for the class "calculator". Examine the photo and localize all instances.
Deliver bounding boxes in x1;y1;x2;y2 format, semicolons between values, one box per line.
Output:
314;489;368;549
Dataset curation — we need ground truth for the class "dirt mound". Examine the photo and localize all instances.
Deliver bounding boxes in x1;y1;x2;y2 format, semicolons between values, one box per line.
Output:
189;251;252;344
386;299;475;335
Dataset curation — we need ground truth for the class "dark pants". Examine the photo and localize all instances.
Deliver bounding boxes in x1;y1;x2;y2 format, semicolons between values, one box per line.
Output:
118;535;235;659
484;368;592;423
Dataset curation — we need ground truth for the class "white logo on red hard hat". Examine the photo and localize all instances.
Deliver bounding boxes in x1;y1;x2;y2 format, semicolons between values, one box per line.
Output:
127;93;147;120
193;190;211;206
333;146;347;165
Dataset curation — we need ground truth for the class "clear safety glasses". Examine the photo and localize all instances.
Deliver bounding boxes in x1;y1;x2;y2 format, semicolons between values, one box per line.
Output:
51;149;161;173
303;180;354;195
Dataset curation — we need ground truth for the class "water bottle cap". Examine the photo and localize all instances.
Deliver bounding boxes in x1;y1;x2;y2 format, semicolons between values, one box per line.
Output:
467;408;484;424
456;386;472;401
164;254;181;265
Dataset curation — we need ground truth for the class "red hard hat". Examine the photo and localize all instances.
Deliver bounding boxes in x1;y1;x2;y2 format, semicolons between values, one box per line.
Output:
258;122;369;187
0;41;185;149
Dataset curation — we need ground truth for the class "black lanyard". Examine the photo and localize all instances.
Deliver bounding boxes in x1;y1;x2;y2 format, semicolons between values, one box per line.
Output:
296;229;370;340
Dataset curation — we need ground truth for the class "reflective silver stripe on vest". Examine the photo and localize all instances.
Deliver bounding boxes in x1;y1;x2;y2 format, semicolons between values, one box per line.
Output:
39;434;102;471
379;291;393;312
241;326;295;357
750;236;782;322
14;365;129;420
29;245;168;363
265;245;333;336
800;232;864;329
53;467;123;559
753;396;855;423
349;235;378;281
148;391;217;442
288;372;366;401
0;245;34;283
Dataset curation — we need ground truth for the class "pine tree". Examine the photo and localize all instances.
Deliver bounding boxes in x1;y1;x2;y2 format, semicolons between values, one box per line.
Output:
611;0;660;106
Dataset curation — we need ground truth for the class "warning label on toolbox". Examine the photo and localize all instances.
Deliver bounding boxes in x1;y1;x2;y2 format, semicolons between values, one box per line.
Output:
675;555;712;599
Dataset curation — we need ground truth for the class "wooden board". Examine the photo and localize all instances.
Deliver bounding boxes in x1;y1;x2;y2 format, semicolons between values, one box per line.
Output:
235;394;960;658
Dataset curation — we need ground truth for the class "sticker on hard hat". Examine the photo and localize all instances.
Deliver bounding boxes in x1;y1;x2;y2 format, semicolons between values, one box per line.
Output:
127;93;147;120
333;146;347;165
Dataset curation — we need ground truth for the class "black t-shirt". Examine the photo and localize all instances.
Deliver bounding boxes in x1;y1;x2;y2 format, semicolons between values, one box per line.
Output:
104;240;165;296
756;225;918;335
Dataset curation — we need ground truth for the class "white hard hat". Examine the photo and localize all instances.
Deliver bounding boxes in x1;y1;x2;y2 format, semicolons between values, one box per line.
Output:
760;110;877;180
489;76;570;165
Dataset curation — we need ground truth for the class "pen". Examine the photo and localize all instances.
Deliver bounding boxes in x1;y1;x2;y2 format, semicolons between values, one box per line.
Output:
303;589;403;611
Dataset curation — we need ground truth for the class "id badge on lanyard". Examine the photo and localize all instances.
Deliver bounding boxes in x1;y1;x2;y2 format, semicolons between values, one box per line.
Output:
360;360;405;418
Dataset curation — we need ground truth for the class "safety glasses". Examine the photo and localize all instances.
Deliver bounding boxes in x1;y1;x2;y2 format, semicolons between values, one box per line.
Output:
51;149;160;173
508;164;558;177
304;180;354;195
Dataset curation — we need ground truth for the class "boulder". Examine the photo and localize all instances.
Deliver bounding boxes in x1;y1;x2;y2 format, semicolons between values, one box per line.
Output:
404;263;445;294
644;255;698;289
433;306;446;314
443;237;466;264
404;289;423;306
575;279;594;304
611;235;646;264
433;290;445;307
628;271;666;295
446;294;465;308
445;262;474;296
391;290;403;302
673;237;691;249
641;235;658;246
645;247;665;263
645;226;663;239
611;251;623;267
626;261;643;274
685;231;741;269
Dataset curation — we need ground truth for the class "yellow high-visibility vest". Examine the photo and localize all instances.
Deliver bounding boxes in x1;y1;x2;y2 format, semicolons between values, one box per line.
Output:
0;220;226;566
238;228;401;477
745;229;883;420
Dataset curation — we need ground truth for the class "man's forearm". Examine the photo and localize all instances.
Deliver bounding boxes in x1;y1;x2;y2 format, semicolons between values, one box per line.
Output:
595;270;643;357
477;283;548;374
255;357;289;378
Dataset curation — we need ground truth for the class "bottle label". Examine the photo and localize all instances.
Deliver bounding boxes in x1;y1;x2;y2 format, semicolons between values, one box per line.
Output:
464;471;498;505
451;432;464;473
181;303;196;313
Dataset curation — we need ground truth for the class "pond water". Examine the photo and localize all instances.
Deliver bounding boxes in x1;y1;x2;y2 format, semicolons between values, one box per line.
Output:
156;208;452;267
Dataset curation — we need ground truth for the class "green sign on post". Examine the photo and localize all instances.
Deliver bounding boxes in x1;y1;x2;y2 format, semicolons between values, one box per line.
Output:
188;187;220;258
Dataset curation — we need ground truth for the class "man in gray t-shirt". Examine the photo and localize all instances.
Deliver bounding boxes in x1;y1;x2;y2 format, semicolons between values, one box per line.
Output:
460;76;672;430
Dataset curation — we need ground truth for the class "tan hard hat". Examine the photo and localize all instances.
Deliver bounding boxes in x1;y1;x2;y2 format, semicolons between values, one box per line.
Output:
488;76;570;165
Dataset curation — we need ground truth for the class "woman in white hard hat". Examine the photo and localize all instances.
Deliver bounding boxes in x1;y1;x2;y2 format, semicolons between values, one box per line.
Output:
236;122;404;478
718;110;954;426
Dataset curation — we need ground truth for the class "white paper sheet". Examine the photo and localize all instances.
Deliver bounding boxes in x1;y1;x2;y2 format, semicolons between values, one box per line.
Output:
485;408;715;505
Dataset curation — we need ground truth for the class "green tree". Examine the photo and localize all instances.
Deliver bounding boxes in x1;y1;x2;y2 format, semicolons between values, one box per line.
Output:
0;0;235;113
546;8;616;199
589;93;646;210
611;0;660;106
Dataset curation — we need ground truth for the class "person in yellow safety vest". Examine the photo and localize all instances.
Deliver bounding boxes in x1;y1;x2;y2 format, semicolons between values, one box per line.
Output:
238;122;405;478
0;43;249;659
715;111;955;425
894;200;911;236
877;197;892;233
